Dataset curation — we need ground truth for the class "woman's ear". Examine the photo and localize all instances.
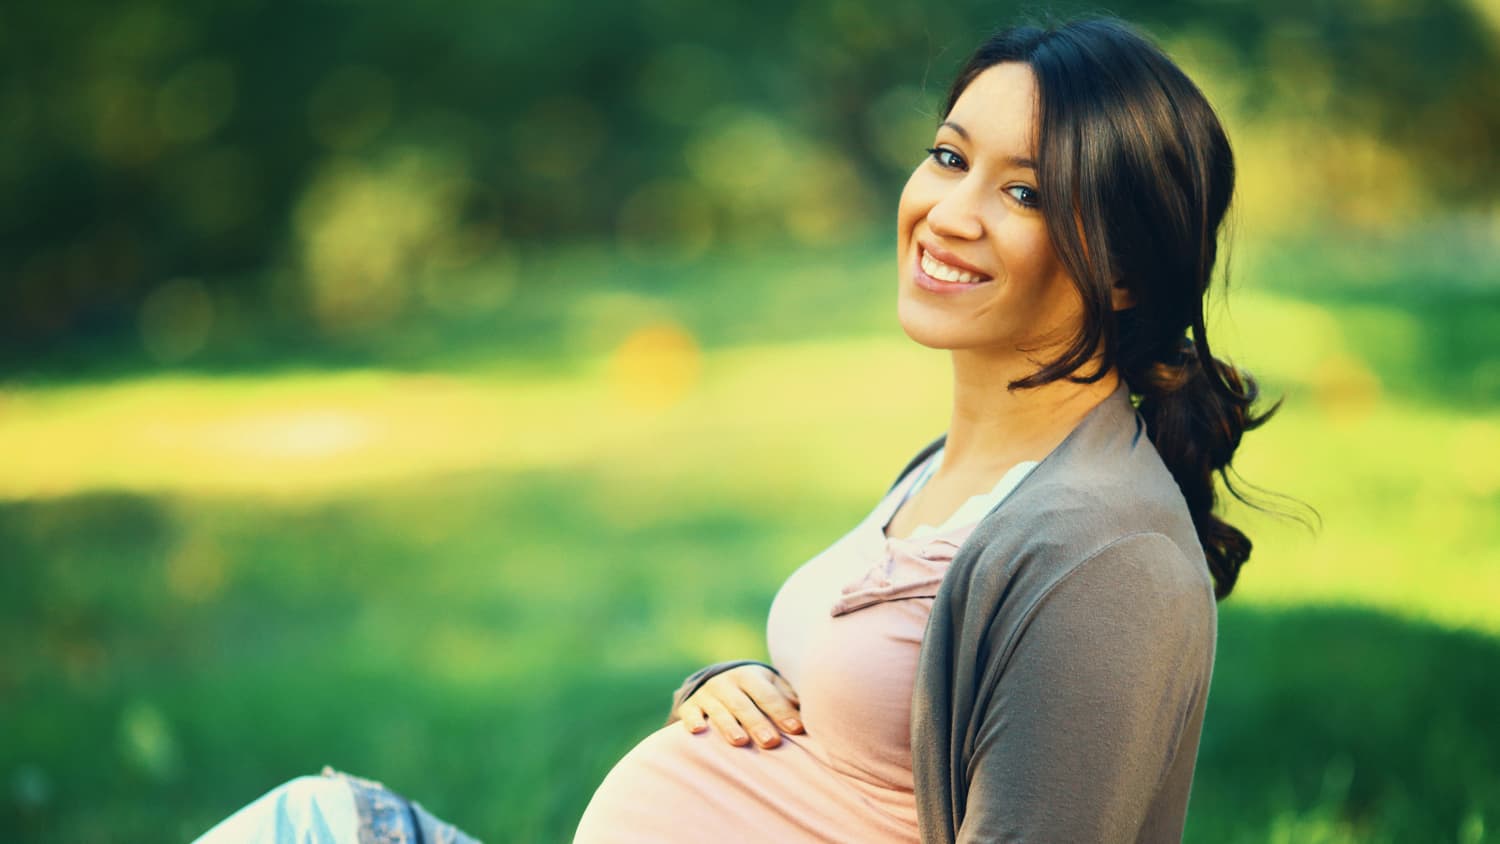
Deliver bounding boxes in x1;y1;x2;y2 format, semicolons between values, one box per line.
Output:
1110;280;1136;311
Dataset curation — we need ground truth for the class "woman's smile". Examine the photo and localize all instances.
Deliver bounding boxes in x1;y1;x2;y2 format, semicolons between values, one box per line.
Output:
913;245;996;293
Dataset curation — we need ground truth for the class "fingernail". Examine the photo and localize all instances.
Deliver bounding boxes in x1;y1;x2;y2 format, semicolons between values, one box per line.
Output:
783;718;801;731
731;730;747;742
755;730;775;744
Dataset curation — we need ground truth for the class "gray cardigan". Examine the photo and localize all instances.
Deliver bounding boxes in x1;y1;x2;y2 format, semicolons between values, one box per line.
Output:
666;379;1217;843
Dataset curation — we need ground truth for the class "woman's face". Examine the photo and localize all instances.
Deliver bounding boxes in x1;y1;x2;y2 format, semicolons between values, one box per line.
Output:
895;62;1085;359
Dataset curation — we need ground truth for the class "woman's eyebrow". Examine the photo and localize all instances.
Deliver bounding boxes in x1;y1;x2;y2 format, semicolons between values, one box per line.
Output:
939;120;1037;170
939;119;972;141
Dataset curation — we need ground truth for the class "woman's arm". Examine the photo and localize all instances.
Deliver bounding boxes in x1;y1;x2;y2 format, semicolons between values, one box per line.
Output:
958;531;1216;843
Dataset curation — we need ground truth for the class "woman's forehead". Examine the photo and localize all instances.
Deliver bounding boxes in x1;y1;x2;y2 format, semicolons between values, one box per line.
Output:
946;62;1040;159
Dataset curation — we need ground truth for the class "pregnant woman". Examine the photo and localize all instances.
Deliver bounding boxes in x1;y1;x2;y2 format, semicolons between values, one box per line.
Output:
194;13;1283;844
574;14;1281;844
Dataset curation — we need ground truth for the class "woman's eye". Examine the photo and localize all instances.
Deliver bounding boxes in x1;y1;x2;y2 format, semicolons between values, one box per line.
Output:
924;147;965;170
1006;185;1040;208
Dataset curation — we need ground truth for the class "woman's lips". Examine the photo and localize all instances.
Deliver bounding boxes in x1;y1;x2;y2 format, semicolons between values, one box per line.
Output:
912;246;995;294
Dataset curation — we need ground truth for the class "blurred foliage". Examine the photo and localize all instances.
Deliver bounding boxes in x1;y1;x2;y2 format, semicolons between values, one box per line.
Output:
2;0;1497;369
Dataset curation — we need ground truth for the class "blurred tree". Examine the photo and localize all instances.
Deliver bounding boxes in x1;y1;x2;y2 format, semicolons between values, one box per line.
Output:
0;0;1495;370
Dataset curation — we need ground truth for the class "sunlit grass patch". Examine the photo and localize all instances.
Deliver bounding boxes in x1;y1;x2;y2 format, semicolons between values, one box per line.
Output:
1224;398;1500;636
0;332;944;503
0;370;613;499
1;284;1496;639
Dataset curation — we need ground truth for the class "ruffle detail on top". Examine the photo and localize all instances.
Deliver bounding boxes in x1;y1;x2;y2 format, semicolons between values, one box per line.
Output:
830;532;969;617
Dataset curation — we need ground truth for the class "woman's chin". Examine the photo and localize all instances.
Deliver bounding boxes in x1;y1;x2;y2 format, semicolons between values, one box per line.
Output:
896;311;967;351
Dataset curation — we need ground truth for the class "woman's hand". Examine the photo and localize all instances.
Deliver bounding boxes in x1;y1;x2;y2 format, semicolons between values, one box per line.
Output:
677;664;804;748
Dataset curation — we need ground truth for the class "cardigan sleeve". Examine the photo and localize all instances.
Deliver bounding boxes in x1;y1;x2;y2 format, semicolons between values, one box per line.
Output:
956;531;1215;843
662;659;783;727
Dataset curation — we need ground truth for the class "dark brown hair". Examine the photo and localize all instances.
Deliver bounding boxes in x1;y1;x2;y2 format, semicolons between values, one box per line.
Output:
943;15;1306;599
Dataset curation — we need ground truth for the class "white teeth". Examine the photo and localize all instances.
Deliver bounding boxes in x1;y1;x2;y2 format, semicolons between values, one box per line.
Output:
920;248;988;284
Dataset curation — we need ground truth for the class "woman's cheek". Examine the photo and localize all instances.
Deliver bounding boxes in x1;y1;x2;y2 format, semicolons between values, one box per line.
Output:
898;169;942;222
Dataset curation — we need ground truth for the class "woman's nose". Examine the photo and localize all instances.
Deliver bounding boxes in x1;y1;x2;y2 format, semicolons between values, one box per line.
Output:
925;177;986;241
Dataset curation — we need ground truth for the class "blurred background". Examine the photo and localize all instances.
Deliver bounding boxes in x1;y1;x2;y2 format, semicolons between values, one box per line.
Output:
1;0;1497;841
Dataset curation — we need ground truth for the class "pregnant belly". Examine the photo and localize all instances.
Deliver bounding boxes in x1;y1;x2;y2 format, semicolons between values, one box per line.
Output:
574;722;919;843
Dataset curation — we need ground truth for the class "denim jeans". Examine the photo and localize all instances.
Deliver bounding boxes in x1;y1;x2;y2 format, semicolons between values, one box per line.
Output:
191;766;482;844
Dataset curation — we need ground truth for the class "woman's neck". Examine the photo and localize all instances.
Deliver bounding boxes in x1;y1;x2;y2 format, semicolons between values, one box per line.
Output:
941;347;1120;475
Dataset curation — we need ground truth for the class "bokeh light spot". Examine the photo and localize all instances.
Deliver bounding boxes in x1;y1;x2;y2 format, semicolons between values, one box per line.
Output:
118;701;180;782
294;151;470;333
608;321;702;410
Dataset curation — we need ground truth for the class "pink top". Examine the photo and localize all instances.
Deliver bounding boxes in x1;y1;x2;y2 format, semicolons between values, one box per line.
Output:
574;450;1038;842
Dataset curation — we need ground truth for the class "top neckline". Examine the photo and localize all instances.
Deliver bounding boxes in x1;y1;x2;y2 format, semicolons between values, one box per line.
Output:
878;446;1040;542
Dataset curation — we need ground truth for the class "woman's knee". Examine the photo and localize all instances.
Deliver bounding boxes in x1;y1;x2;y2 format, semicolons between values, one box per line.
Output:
193;772;359;844
268;774;354;817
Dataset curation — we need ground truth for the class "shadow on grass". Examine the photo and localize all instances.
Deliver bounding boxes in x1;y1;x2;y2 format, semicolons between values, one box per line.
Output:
1190;603;1499;843
1;490;1495;843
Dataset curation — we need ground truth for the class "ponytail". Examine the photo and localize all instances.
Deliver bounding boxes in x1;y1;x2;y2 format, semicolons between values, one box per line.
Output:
1118;323;1282;600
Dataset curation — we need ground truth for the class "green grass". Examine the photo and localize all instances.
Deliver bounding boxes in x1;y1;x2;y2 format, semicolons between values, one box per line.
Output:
1;229;1497;841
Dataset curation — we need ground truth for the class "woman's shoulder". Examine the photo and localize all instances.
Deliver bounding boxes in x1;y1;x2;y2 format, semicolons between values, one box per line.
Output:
977;449;1199;545
952;446;1212;620
1019;467;1199;550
